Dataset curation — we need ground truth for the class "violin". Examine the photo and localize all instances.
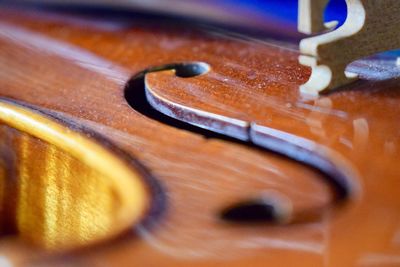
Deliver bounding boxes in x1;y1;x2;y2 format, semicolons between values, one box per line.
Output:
0;1;399;267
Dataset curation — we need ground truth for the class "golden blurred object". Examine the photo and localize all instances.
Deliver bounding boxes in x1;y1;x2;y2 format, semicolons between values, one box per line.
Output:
0;99;149;250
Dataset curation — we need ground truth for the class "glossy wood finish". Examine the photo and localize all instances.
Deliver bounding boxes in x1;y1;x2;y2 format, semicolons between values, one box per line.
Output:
0;6;399;267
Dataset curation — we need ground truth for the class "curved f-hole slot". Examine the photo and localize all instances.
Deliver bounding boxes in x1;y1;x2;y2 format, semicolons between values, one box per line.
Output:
221;201;277;223
125;62;221;138
220;193;292;224
0;100;149;250
174;62;210;78
124;62;353;226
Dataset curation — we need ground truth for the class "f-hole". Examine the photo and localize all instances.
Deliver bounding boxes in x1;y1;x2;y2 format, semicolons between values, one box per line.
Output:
124;62;349;224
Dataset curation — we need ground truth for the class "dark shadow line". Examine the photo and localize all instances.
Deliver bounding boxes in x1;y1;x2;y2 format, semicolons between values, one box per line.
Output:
124;63;350;214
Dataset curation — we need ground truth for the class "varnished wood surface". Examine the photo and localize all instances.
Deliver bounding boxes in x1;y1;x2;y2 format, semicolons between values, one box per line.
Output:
0;6;399;267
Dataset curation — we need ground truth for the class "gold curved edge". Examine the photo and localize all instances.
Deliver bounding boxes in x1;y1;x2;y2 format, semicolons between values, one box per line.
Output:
0;99;149;250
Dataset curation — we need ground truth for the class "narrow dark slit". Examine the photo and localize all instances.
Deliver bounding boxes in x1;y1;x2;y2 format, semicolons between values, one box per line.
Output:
220;200;277;223
124;62;349;224
124;63;238;140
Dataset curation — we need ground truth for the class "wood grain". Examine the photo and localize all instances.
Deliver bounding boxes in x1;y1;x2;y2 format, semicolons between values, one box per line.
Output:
0;6;398;267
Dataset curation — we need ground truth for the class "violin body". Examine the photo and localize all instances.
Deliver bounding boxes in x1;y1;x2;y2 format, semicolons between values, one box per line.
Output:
0;6;399;267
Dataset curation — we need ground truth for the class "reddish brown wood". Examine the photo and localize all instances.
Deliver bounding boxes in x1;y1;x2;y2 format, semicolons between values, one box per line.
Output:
0;6;399;267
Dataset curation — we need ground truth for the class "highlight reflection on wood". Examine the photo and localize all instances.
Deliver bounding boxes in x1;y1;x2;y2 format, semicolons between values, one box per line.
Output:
0;100;149;250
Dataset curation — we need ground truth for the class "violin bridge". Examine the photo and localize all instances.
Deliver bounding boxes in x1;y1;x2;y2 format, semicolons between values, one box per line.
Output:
298;0;400;95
